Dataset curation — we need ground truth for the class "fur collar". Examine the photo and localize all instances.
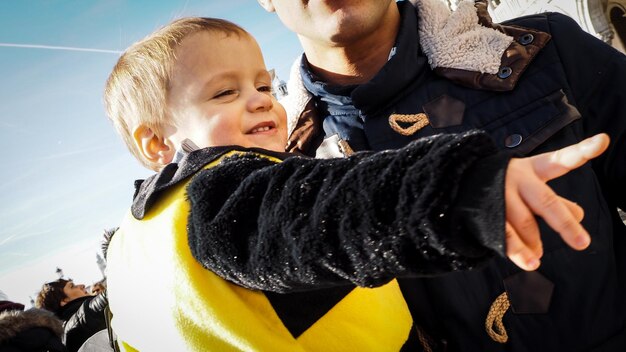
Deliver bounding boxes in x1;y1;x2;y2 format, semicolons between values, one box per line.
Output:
412;0;512;74
131;145;292;220
282;0;514;134
283;59;309;136
0;308;64;343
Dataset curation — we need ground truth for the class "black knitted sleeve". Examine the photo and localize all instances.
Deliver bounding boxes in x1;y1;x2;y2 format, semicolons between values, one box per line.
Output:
187;131;510;292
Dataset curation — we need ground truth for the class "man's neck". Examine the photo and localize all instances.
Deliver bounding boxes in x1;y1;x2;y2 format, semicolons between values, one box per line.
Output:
299;7;400;86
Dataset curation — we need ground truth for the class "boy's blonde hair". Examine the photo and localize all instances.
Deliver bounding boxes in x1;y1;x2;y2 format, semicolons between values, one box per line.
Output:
104;17;248;170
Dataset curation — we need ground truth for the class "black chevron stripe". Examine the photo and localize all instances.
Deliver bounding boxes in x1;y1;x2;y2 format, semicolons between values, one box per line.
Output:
264;285;355;338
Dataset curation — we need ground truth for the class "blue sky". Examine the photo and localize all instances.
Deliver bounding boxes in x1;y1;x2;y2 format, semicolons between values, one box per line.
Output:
0;0;302;304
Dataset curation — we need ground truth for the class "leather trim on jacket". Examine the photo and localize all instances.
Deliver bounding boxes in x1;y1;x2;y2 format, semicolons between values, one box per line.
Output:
433;1;551;91
285;98;323;154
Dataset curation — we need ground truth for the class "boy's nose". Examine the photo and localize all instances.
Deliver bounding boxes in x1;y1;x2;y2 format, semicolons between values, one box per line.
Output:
247;90;273;112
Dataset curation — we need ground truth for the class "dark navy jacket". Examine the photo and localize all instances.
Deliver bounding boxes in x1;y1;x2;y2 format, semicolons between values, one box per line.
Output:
282;1;626;351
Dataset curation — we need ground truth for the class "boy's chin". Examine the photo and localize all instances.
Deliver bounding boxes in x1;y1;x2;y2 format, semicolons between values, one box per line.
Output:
254;142;286;153
259;146;285;153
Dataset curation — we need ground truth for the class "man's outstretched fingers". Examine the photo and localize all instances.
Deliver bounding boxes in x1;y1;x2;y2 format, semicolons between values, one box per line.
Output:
505;222;541;271
505;190;542;254
521;182;590;250
531;133;610;182
560;195;584;223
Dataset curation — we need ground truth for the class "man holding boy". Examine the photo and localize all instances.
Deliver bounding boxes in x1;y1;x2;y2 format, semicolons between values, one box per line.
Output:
104;14;611;351
258;0;626;350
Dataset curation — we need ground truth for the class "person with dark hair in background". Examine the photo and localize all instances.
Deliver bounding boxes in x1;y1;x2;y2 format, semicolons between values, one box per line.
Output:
36;279;108;352
0;290;66;352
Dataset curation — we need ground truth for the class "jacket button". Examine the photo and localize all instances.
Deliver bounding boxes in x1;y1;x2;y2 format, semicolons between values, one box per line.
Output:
505;134;523;148
497;66;513;79
519;33;534;45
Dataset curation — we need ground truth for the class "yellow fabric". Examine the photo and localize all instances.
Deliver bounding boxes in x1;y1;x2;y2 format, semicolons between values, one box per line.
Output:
106;151;413;351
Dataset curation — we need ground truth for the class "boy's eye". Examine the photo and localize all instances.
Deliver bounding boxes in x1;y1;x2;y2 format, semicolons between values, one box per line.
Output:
213;90;236;99
257;85;272;93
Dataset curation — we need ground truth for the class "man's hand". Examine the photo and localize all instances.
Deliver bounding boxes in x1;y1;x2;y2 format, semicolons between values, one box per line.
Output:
505;133;610;271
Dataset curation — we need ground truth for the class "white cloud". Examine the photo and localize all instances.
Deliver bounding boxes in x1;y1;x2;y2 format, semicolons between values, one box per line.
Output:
0;43;121;54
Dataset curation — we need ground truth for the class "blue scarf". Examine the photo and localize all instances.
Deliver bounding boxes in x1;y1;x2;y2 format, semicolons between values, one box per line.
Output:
299;59;370;151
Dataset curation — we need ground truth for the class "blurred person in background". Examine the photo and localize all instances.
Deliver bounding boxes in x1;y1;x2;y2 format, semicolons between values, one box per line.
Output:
36;279;108;352
0;289;66;352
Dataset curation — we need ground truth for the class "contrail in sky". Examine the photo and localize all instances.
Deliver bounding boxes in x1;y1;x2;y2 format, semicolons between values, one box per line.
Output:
0;43;122;54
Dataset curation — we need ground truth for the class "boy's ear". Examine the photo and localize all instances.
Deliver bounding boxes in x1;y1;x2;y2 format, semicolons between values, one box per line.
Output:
257;0;275;12
133;125;175;167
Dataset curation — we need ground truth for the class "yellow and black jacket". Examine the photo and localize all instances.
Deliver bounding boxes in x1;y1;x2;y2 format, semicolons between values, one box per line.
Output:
106;132;510;351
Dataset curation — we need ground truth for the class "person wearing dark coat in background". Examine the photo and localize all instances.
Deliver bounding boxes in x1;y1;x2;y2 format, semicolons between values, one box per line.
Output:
36;279;108;352
0;298;66;352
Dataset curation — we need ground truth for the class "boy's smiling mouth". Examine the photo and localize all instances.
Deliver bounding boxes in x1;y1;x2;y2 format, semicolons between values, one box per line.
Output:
247;121;276;134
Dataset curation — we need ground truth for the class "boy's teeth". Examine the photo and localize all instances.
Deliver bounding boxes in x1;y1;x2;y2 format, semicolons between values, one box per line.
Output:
252;126;271;133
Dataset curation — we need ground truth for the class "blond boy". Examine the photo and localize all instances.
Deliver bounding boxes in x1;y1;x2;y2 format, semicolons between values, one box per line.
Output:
103;17;607;351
